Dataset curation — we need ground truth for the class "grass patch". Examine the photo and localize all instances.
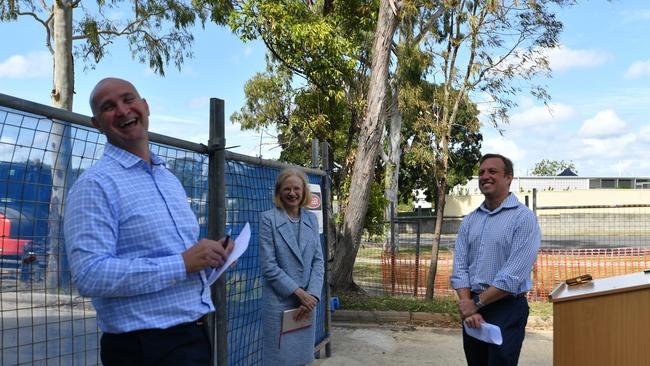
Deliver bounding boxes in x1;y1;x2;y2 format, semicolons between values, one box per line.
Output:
335;292;458;314
336;291;554;319
357;246;453;259
351;262;382;283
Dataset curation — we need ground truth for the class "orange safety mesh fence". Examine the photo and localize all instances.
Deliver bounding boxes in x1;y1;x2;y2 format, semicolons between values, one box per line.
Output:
379;251;455;298
378;247;650;301
532;247;650;300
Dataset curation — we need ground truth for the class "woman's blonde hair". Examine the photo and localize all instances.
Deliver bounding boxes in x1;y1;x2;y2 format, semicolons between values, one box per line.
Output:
273;168;312;210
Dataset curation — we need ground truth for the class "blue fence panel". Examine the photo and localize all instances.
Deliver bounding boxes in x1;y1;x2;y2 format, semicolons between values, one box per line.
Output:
1;102;329;366
223;160;328;365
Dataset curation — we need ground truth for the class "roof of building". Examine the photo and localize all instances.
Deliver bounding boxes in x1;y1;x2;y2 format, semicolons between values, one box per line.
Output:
557;168;578;176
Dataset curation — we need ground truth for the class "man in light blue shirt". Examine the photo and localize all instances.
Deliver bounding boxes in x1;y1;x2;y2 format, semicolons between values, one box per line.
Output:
64;77;233;366
451;153;541;366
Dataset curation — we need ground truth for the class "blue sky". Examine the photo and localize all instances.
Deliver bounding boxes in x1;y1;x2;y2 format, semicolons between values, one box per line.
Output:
1;1;650;177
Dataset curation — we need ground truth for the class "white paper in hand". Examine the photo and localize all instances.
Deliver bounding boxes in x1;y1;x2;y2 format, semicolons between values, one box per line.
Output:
463;320;503;345
207;222;251;285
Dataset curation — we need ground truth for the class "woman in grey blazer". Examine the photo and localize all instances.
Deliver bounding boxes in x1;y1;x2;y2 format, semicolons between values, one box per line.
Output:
260;168;325;365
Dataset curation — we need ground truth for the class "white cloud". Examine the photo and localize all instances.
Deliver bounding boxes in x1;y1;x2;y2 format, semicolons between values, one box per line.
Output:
0;52;51;79
638;124;650;142
579;110;627;138
487;45;610;81
482;136;525;162
624;59;650;79
613;160;633;175
0;136;16;158
580;133;636;158
244;46;253;57
510;103;576;128
546;45;611;72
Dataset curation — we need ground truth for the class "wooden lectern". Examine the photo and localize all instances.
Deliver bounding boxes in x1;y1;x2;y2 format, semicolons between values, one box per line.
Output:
549;271;650;366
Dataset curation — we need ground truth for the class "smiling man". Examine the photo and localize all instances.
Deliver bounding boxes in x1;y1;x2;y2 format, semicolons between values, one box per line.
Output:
64;77;233;366
450;153;541;366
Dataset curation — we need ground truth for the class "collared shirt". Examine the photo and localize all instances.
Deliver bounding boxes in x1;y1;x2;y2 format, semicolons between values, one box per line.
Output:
450;193;541;295
64;143;214;333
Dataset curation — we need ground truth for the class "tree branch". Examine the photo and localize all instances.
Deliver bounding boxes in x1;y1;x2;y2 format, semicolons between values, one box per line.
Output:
16;11;48;26
412;6;444;46
259;31;330;95
16;11;55;54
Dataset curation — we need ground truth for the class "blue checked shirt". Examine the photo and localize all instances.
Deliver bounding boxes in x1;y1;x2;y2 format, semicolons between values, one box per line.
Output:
64;143;215;333
451;193;541;295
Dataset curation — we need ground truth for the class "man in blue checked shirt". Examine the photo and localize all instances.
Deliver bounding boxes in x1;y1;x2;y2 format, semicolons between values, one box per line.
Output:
64;77;234;366
451;153;541;366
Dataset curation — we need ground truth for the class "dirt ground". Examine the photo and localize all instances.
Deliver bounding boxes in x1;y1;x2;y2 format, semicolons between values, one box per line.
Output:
311;324;553;366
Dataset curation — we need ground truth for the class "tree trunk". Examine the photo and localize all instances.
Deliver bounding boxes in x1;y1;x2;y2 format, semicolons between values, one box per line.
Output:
330;0;400;292
425;178;447;299
382;84;402;252
383;83;402;221
425;89;462;298
45;0;74;290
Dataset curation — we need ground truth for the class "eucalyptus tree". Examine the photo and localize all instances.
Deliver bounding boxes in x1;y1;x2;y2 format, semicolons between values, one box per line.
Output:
423;0;574;298
227;0;372;183
398;83;483;212
227;0;385;290
0;0;215;288
381;2;443;223
331;0;402;290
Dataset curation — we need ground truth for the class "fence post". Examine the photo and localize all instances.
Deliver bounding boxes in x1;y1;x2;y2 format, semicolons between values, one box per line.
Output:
311;138;320;168
208;98;227;366
321;141;333;357
414;216;421;297
390;203;396;295
531;189;538;301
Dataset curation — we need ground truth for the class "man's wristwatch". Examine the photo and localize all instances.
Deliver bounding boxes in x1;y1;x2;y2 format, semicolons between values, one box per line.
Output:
473;294;486;309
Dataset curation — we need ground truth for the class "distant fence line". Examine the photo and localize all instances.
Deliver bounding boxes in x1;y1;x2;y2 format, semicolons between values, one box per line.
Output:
357;203;650;300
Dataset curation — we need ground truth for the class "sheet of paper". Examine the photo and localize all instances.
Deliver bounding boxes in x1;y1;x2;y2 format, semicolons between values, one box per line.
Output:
463;320;503;345
207;222;250;284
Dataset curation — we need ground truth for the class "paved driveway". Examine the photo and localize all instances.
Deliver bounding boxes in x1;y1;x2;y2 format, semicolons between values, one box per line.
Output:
312;323;553;366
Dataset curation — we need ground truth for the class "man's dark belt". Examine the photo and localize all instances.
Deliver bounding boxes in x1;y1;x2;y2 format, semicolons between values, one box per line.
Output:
103;314;209;338
171;313;209;329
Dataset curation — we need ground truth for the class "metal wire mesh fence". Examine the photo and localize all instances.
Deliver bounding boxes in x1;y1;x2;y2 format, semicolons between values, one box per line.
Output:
223;160;328;365
1;106;104;366
359;204;650;301
354;217;457;299
531;203;650;300
0;95;329;366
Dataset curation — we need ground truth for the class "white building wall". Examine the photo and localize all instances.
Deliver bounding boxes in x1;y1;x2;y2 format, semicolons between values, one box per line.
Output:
452;177;590;195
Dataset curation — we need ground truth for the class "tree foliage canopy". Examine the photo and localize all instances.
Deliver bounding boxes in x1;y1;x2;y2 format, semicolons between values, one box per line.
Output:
227;0;371;94
0;0;214;76
531;159;578;176
398;82;482;204
226;0;379;218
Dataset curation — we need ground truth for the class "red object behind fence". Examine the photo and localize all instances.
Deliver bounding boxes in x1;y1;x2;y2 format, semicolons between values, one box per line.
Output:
0;213;31;256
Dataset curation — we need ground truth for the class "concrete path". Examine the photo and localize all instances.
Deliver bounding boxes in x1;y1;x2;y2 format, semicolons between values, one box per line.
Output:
312;323;553;366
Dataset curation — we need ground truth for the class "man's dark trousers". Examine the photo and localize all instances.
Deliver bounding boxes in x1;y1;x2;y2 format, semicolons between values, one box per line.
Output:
462;295;529;366
100;318;212;366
